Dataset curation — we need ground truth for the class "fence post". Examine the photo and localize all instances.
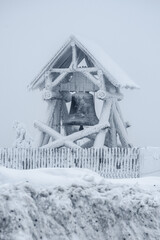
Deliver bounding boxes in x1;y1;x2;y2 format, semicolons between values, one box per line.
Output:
0;147;141;178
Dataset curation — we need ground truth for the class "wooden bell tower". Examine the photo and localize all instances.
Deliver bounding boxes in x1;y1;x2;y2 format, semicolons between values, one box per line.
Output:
28;35;139;149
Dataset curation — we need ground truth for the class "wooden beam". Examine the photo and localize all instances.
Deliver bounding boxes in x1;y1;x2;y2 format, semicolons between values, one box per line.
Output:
94;72;112;147
28;75;45;90
50;68;72;73
82;71;101;88
76;67;98;73
71;42;77;68
45;71;52;90
115;101;126;126
34;120;80;149
42;90;72;102
93;100;112;147
109;103;117;147
34;99;58;147
112;102;130;147
42;123;109;149
50;67;98;73
43;90;62;100
96;90;123;101
51;72;68;89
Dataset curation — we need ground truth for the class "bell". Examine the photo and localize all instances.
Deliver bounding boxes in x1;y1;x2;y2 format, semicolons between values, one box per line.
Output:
65;92;99;126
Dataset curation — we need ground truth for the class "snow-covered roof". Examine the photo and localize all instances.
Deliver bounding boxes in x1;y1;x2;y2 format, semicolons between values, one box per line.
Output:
28;35;139;90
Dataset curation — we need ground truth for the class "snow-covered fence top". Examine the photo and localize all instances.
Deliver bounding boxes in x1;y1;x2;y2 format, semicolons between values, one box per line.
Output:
0;147;140;179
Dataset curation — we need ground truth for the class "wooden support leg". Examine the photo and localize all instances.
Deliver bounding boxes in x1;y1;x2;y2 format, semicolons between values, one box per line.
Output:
109;102;117;147
94;71;113;148
112;101;130;147
35;99;58;147
93;99;112;147
52;99;62;133
35;98;63;147
42;99;62;146
115;101;126;127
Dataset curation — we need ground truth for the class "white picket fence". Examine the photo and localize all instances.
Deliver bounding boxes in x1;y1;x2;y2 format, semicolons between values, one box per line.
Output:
0;147;140;178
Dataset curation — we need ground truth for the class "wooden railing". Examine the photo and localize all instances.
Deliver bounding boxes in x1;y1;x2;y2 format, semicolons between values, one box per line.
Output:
0;147;140;178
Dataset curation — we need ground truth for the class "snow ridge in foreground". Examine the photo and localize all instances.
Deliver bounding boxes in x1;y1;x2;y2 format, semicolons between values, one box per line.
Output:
0;179;160;240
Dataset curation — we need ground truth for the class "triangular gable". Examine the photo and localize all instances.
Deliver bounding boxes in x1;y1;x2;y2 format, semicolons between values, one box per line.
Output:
28;35;139;90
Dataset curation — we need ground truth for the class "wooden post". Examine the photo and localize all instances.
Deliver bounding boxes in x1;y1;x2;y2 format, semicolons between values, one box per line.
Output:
35;71;55;146
112;101;130;147
94;71;112;148
52;99;62;133
35;95;63;147
93;100;112;147
115;101;127;128
71;42;77;68
109;101;117;147
35;99;57;147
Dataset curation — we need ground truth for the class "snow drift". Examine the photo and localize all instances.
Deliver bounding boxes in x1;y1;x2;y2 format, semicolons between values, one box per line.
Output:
0;167;160;240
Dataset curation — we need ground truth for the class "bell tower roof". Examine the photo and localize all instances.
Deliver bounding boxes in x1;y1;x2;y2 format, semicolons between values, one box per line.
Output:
28;35;139;91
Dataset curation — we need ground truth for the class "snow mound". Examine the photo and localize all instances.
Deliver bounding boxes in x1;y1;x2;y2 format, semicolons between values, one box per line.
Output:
0;167;160;240
0;167;104;187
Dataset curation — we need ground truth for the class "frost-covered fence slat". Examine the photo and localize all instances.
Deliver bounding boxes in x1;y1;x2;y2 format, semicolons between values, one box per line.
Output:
0;147;140;178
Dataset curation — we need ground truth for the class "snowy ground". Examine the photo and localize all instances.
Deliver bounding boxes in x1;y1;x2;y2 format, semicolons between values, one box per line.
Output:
0;167;160;240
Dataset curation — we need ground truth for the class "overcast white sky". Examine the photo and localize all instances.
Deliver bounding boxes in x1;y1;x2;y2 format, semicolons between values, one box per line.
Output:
0;0;160;147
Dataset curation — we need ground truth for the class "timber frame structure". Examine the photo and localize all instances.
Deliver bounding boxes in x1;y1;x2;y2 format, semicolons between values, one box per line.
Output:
28;35;139;149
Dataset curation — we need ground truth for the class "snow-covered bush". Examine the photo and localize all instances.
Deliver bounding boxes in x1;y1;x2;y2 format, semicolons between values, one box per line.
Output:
12;121;33;148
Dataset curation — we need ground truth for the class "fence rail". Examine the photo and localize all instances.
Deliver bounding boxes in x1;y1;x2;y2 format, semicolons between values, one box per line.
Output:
0;147;140;178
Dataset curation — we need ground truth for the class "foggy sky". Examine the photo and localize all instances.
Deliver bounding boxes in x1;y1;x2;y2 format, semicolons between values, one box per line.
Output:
0;0;160;147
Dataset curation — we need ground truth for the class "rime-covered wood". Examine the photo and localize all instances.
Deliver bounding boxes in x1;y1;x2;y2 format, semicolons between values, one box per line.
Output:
109;103;117;147
51;72;68;89
35;98;63;146
96;89;123;101
45;71;52;90
35;99;58;147
82;71;101;87
115;101;126;127
43;90;62;100
42;123;109;149
93;99;112;147
94;72;112;147
52;99;62;133
0;147;140;178
34;120;80;149
71;42;77;68
112;102;130;147
50;67;98;73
